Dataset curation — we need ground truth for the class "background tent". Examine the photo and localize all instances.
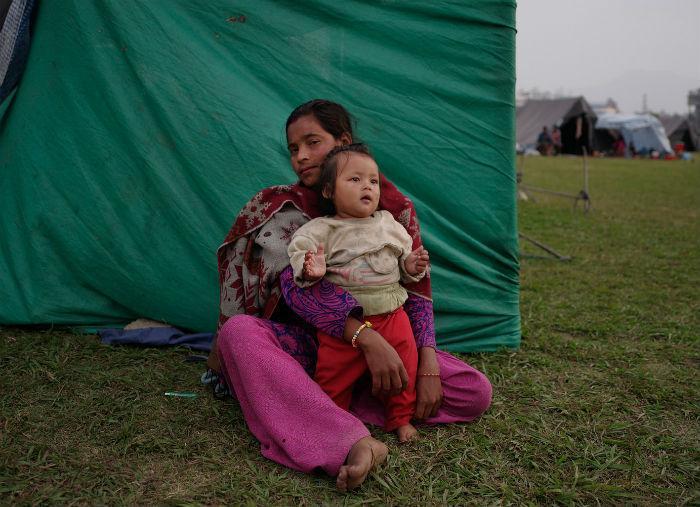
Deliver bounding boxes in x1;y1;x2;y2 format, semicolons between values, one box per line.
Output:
658;114;697;152
0;1;520;352
595;113;673;154
516;96;597;154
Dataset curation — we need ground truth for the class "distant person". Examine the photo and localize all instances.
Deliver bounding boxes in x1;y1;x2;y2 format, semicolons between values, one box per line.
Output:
613;136;626;157
550;126;562;155
536;126;552;156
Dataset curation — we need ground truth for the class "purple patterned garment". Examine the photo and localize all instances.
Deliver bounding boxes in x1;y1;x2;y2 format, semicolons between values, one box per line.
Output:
279;267;361;339
268;321;318;376
403;293;437;349
279;266;436;349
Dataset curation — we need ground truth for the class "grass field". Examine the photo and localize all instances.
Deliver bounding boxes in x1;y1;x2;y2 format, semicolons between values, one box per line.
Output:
1;156;699;505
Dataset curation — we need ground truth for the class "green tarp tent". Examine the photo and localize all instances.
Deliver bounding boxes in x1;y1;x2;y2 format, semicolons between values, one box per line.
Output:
0;1;520;352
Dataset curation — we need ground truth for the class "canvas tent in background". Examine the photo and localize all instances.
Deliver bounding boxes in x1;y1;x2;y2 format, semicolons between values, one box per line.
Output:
595;113;673;154
516;97;597;154
658;114;697;152
0;1;520;352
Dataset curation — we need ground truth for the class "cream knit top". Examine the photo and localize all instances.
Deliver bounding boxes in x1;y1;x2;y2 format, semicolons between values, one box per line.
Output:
288;211;424;316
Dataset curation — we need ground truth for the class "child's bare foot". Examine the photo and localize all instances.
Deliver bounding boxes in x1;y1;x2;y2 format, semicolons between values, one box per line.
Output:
336;436;388;492
396;423;418;443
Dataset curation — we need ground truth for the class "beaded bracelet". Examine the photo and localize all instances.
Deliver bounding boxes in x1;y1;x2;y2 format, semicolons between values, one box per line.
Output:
417;372;440;377
351;321;372;348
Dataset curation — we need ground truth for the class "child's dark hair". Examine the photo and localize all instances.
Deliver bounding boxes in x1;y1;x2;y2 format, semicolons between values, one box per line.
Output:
285;99;355;140
318;143;376;214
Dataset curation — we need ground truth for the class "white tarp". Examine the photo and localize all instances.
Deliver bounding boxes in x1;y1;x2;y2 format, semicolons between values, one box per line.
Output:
595;113;672;153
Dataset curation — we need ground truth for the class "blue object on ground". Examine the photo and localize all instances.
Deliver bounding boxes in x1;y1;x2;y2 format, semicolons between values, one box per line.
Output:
99;327;214;351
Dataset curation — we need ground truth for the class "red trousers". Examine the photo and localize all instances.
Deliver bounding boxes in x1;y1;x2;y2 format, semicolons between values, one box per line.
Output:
315;307;418;432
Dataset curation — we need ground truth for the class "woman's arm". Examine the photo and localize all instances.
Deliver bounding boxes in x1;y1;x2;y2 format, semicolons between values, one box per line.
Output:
280;266;408;396
279;265;361;338
404;294;443;419
403;294;436;349
380;179;444;418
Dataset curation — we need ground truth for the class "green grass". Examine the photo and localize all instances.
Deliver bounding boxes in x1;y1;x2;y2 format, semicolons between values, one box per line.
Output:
2;156;699;505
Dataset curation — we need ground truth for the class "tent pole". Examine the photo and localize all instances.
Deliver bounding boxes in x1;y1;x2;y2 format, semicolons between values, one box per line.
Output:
516;151;590;211
583;146;589;196
575;147;592;213
521;184;578;199
519;232;571;261
517;153;533;201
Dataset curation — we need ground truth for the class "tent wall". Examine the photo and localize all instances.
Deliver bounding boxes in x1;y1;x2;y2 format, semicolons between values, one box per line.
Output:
669;126;697;152
678;129;697;151
0;1;520;352
516;96;596;154
595;114;672;154
592;128;617;154
660;115;697;151
560;114;595;155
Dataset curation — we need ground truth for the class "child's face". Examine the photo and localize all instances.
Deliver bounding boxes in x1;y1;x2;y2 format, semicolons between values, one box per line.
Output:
330;153;380;219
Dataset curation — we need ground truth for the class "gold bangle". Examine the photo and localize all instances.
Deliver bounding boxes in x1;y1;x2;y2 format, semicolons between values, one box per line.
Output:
351;321;372;348
417;372;440;377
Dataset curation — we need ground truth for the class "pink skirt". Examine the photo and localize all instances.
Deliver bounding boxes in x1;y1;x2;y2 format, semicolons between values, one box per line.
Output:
216;314;492;476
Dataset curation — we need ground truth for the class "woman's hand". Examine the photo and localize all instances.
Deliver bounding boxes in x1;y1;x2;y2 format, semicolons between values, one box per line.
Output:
414;347;443;420
355;327;409;397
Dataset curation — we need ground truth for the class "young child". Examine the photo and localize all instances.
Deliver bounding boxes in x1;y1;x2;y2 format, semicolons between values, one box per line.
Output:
287;143;429;442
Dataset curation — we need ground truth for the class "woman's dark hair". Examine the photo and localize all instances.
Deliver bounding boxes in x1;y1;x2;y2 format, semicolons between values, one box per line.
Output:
285;99;355;140
318;143;376;214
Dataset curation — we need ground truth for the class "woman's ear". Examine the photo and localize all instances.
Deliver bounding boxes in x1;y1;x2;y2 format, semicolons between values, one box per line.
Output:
339;132;352;146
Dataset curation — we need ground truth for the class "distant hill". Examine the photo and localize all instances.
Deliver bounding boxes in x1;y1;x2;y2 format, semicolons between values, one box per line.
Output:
580;69;697;115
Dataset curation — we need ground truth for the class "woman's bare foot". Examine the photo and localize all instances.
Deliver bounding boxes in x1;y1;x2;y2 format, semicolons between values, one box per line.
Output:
336;436;388;492
396;423;418;443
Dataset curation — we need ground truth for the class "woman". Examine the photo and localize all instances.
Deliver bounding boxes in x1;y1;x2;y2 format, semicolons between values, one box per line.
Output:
208;99;492;491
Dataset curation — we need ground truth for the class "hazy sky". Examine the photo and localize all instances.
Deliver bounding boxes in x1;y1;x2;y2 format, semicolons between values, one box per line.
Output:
516;0;700;114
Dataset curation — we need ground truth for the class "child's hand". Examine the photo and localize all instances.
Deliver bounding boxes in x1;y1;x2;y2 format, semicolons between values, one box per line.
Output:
303;245;326;282
405;246;429;276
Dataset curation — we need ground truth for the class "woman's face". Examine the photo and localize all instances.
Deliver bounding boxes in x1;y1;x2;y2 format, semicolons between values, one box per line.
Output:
286;114;350;187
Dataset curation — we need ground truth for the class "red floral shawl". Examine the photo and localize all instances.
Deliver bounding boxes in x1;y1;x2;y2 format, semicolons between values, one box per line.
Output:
216;179;432;331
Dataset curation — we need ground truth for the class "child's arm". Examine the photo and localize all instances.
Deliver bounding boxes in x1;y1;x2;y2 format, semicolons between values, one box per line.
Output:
288;232;326;287
404;246;429;276
398;237;428;283
302;244;326;283
378;210;428;282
